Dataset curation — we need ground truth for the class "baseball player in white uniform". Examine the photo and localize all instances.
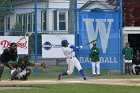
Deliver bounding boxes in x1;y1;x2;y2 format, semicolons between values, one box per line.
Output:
57;40;87;80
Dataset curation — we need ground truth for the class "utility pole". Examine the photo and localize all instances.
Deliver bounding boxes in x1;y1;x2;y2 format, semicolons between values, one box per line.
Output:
68;0;75;34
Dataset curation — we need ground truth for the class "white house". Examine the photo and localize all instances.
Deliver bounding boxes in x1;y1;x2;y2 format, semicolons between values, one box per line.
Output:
3;0;116;34
3;0;88;34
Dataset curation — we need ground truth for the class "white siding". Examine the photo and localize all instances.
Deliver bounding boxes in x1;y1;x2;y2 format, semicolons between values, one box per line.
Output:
9;2;49;32
48;10;53;32
5;0;90;32
37;11;41;32
48;1;68;32
49;2;69;8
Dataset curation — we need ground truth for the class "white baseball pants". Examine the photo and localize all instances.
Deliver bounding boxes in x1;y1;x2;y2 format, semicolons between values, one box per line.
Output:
66;57;82;75
92;61;100;75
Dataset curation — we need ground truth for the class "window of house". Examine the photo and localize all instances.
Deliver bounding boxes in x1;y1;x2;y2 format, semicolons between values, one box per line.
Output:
5;16;10;31
0;17;4;33
16;14;23;31
23;14;27;31
54;11;68;31
16;14;20;23
59;12;66;30
16;12;34;32
19;15;22;25
27;13;32;32
41;10;47;31
32;12;35;32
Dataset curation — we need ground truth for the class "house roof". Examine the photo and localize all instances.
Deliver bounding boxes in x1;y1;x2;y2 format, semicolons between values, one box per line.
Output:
80;0;115;11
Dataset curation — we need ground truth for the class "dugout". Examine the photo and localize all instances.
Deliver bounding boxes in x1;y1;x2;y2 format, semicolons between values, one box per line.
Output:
123;27;140;74
123;27;140;54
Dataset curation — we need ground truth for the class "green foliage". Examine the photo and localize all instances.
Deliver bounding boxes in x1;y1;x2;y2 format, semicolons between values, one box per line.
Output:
29;33;42;55
9;23;26;36
0;0;13;15
11;23;22;31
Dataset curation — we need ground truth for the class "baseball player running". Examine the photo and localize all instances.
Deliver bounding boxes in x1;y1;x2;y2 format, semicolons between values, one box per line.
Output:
9;55;47;80
57;40;87;80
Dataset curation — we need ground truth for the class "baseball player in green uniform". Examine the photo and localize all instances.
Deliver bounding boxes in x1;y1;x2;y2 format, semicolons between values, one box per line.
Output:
123;42;134;75
89;42;100;77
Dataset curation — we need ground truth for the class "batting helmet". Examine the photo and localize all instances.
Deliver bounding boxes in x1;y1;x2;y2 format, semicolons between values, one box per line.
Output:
61;40;69;47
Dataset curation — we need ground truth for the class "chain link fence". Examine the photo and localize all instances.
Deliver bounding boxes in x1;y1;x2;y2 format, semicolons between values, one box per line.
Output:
0;0;123;79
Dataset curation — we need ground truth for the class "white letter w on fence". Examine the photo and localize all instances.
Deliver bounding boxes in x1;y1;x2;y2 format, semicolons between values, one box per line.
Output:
83;19;114;53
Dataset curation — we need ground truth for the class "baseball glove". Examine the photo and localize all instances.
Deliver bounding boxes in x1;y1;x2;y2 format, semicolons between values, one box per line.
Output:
41;63;48;69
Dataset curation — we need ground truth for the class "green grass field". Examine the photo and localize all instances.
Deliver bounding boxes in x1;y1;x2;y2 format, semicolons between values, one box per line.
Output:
0;84;140;93
1;65;140;80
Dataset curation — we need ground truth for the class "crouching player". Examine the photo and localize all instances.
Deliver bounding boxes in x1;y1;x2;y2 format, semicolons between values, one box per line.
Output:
9;55;47;80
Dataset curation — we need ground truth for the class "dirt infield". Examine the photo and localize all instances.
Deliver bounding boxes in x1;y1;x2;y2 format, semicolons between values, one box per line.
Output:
0;78;140;86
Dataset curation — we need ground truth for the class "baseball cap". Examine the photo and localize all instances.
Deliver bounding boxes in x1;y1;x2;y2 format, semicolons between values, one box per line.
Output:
93;42;96;46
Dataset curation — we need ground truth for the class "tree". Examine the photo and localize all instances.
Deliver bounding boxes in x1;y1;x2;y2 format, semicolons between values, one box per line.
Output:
0;0;13;35
29;33;42;55
0;0;13;15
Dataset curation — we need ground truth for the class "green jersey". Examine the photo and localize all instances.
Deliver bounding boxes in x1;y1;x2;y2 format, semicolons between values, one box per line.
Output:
9;60;35;70
123;47;134;60
90;47;100;62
